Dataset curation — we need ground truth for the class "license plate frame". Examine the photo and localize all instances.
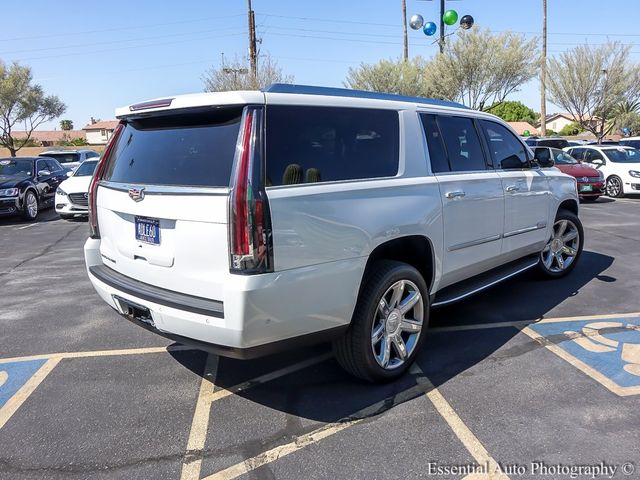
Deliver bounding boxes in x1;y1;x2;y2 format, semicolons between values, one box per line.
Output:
579;185;593;192
135;216;161;245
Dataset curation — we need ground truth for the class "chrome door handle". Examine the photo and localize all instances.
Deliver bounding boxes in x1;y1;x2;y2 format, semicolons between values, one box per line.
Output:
445;191;466;199
506;185;520;192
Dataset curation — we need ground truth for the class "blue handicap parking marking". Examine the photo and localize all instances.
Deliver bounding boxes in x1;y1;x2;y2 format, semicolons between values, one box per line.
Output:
0;359;48;409
528;316;640;392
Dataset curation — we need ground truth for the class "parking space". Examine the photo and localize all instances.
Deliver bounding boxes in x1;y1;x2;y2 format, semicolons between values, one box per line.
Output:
1;197;640;479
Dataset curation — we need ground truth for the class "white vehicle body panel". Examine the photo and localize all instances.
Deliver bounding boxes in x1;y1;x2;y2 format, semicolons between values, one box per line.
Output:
85;87;579;354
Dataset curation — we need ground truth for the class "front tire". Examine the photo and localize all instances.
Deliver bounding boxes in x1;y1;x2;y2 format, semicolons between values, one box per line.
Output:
538;209;584;278
606;175;624;198
21;191;39;221
333;260;429;382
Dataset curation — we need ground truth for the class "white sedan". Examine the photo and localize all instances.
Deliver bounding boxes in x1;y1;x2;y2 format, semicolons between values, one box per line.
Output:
564;145;640;197
55;159;98;219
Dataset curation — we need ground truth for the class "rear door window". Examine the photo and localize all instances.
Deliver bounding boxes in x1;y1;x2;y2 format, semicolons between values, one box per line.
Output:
265;106;399;186
436;116;487;172
103;108;242;187
419;114;450;173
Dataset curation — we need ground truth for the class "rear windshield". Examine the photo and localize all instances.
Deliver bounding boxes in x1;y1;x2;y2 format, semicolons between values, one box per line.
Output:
44;153;80;164
536;139;570;149
103;108;242;187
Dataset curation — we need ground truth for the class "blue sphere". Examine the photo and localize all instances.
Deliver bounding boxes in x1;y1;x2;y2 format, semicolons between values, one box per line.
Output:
423;21;437;36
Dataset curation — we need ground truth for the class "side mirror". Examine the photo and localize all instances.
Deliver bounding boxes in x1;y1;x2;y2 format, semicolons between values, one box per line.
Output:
537;157;554;168
37;170;51;177
501;154;525;169
591;158;604;166
66;171;73;177
533;148;554;167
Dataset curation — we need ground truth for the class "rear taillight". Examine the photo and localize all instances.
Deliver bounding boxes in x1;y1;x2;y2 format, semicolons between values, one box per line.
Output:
88;122;124;239
229;107;273;274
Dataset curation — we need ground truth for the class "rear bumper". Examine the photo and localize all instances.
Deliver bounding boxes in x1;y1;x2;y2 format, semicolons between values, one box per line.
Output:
84;238;363;358
577;180;604;197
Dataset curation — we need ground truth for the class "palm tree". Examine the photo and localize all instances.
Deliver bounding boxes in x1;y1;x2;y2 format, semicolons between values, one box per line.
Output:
59;119;73;130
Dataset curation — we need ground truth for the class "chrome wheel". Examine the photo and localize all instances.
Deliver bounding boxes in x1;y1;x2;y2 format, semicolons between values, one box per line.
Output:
606;176;622;197
371;279;424;370
541;219;580;273
26;192;38;218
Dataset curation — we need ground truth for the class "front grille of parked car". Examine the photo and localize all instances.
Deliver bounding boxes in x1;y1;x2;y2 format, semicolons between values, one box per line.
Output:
68;193;89;206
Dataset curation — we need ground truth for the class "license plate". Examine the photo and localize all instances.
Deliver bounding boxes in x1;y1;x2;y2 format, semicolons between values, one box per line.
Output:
135;216;160;245
579;185;593;192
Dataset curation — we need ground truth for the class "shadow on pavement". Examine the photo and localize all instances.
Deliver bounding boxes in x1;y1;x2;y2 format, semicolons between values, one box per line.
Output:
0;207;60;226
168;250;613;423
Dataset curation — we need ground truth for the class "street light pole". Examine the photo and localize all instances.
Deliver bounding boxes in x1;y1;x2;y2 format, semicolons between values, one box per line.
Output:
439;0;445;53
402;0;409;61
247;0;258;81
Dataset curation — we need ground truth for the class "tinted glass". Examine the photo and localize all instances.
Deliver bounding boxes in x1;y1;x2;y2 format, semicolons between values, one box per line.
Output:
569;148;585;160
604;148;640;163
481;120;529;169
74;160;98;176
585;150;604;161
265;106;399;186
619;140;640;149
436;116;486;172
44;153;80;164
553;151;578;165
536;138;569;149
420;114;450;173
103;108;242;187
86;151;100;158
45;159;63;172
0;159;34;176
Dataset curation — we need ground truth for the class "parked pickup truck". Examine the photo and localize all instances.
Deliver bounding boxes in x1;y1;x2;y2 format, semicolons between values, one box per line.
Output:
84;84;583;382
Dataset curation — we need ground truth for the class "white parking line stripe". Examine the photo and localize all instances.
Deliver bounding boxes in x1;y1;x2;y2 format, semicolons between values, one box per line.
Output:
411;365;509;480
180;355;219;480
207;353;333;403
0;357;60;429
16;223;39;230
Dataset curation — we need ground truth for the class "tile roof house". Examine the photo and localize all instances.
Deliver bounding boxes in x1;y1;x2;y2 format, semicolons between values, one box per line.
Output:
83;119;119;145
507;121;539;136
10;130;86;146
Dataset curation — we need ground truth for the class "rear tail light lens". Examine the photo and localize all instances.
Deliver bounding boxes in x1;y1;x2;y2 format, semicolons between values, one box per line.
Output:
88;122;124;239
229;107;273;274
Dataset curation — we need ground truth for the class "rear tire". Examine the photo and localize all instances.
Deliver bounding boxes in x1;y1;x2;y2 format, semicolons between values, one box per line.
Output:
537;209;584;278
333;260;429;382
606;175;624;198
21;191;39;221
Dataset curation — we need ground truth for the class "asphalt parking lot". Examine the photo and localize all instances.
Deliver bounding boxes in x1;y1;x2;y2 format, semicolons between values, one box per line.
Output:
1;197;640;480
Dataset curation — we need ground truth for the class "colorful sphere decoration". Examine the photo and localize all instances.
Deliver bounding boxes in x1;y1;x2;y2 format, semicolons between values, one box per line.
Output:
523;130;531;137
409;14;424;30
423;21;437;36
460;15;474;30
443;9;458;26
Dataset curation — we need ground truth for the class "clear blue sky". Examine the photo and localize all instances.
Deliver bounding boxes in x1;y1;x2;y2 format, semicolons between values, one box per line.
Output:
2;0;639;129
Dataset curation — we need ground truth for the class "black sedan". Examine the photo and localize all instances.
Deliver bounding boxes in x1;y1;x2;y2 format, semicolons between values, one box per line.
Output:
0;156;68;220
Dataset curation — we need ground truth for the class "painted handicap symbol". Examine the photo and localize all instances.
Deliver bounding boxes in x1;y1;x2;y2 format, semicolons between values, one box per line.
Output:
526;316;640;396
0;359;48;410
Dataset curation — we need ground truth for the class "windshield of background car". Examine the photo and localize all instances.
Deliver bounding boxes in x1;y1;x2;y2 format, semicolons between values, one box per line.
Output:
553;151;579;165
45;153;80;164
103;108;242;187
604;148;640;163
536;138;570;149
74;160;98;176
0;159;33;176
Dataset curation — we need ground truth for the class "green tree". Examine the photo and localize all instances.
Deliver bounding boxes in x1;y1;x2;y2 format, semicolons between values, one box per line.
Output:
344;56;430;97
614;112;640;136
203;53;293;92
0;61;66;156
558;121;584;136
423;29;539;110
59;119;73;130
485;101;539;124
546;41;640;143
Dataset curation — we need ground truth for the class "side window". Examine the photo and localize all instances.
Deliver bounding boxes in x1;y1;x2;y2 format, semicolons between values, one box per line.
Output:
36;160;48;174
436;116;487;172
480;120;529;169
88;151;99;158
45;159;62;172
419;114;450;173
570;148;584;160
265;106;399;186
585;150;604;162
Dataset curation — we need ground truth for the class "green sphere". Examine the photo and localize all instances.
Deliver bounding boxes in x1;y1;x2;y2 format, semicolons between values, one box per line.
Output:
443;9;458;26
523;130;531;137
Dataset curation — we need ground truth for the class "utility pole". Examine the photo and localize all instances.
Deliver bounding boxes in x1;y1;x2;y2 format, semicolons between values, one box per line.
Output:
439;0;445;53
540;0;547;136
402;0;408;61
247;0;258;81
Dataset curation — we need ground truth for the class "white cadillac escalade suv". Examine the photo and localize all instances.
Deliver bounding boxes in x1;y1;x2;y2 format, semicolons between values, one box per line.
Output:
85;84;583;382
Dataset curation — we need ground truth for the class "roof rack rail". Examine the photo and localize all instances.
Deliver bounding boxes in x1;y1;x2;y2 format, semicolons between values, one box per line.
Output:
263;83;468;109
